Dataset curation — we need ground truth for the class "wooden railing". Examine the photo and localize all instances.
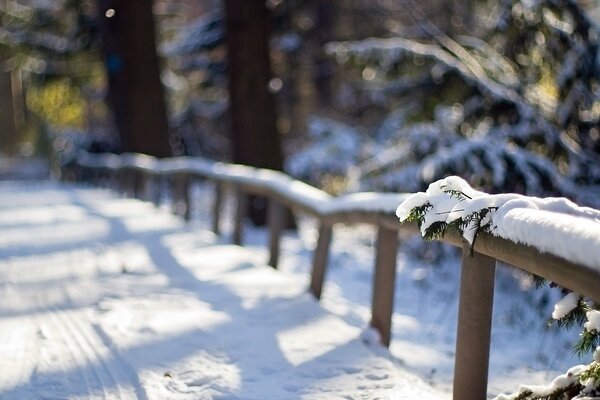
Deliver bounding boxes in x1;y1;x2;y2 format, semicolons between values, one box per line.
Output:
68;152;600;400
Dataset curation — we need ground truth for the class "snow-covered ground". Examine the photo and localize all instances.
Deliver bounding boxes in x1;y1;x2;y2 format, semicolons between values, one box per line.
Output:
0;181;442;399
0;180;582;399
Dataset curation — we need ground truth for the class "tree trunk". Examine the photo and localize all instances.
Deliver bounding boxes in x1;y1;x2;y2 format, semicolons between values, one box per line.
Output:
313;0;335;107
0;70;17;155
97;0;171;158
224;0;284;225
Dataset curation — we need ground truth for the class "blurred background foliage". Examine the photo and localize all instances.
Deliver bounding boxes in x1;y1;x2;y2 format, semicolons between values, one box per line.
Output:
1;0;600;206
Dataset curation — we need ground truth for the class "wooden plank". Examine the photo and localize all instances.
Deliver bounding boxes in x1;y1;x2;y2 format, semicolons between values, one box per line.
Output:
370;225;399;347
267;199;286;269
309;223;333;299
453;247;496;400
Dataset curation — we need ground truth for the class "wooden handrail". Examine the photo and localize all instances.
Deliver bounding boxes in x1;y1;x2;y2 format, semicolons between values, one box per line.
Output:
69;152;600;400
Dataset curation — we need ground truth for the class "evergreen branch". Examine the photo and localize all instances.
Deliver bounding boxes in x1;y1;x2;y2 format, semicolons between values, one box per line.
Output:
422;221;448;241
554;299;590;331
442;188;472;200
580;362;600;386
532;275;547;289
404;203;432;223
447;217;467;233
435;209;464;215
511;381;583;400
574;329;600;358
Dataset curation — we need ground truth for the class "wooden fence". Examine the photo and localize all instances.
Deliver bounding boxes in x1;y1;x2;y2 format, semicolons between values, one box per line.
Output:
68;152;600;400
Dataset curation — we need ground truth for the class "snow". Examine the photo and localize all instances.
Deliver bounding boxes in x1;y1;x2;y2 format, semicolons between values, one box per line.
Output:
0;180;443;400
326;192;410;214
493;205;600;269
77;152;408;217
493;364;587;400
552;292;580;320
397;176;600;270
286;116;376;183
584;310;600;333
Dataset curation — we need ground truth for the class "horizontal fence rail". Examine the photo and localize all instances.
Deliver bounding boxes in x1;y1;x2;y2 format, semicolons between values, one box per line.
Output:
68;152;600;400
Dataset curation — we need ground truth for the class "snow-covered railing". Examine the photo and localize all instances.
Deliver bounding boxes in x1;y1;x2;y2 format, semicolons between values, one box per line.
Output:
69;152;600;400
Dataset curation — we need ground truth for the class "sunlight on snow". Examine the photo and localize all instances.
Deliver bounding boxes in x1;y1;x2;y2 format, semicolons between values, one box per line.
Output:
276;314;359;366
0;189;71;209
121;214;183;233
0;248;103;283
0;205;87;227
86;198;158;218
390;339;450;368
0;219;110;249
97;296;231;348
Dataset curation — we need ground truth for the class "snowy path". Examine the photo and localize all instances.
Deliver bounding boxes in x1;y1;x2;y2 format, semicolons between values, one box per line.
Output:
0;181;443;400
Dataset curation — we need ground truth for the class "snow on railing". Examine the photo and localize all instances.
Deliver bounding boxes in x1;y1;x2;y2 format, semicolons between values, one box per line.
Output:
69;152;600;400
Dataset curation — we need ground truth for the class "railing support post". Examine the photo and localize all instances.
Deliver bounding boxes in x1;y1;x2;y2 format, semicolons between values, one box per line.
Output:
117;169;130;196
139;171;150;201
370;225;399;347
453;247;496;400
173;173;191;221
151;175;162;207
233;188;248;245
267;199;286;269
310;222;333;299
212;182;223;235
132;170;144;199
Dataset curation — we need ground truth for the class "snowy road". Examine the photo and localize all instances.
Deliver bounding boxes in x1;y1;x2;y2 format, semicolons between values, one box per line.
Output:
0;181;443;399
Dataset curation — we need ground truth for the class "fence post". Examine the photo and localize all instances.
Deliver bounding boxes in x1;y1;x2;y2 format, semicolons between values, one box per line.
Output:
212;182;223;235
453;246;496;400
233;188;248;245
132;170;144;199
309;222;333;299
117;169;129;195
152;175;162;207
267;199;286;268
370;225;399;347
173;173;191;221
140;171;155;203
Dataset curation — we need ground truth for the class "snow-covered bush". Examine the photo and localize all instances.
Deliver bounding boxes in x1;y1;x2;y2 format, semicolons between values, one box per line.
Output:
286;116;379;193
396;175;600;399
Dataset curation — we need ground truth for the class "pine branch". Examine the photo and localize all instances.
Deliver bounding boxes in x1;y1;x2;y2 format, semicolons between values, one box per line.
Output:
533;275;547;289
554;299;590;331
442;188;472;200
435;209;464;215
423;221;448;241
574;329;600;358
404;203;432;223
580;362;600;386
511;382;582;400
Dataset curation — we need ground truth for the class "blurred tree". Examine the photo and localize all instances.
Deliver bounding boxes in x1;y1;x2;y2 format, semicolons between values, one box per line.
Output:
97;0;171;157
0;0;109;158
312;0;335;107
224;0;284;224
0;66;19;155
0;1;24;156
